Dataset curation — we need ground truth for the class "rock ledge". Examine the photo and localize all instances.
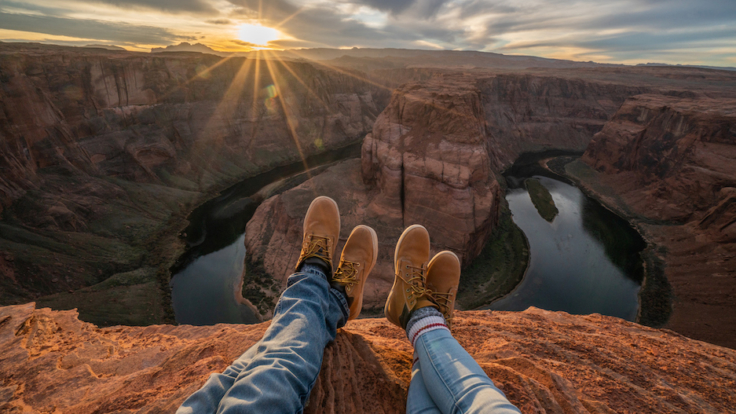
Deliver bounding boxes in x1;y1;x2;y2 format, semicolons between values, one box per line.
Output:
1;303;734;413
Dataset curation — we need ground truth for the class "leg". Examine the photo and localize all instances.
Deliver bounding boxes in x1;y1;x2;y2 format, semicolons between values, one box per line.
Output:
177;265;349;414
178;197;378;414
385;226;520;414
406;358;442;414
415;327;520;414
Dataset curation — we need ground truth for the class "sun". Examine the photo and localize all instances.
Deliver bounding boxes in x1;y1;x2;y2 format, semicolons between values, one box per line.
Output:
237;24;280;47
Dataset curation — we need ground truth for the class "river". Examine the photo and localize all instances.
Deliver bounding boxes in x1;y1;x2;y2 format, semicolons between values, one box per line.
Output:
486;159;645;321
171;150;646;325
170;143;362;325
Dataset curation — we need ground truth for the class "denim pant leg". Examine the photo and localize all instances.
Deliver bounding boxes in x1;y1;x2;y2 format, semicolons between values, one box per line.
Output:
415;329;521;414
407;358;442;414
176;267;349;414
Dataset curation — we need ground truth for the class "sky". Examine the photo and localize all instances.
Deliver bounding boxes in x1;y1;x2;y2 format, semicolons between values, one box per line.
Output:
0;0;734;66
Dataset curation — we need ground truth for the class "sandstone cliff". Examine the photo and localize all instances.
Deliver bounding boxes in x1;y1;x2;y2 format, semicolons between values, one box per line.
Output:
575;94;736;348
583;94;736;229
1;303;734;413
361;76;501;266
478;74;652;168
0;44;391;323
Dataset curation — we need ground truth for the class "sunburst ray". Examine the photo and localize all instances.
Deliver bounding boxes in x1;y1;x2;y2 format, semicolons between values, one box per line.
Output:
263;49;331;112
193;57;255;185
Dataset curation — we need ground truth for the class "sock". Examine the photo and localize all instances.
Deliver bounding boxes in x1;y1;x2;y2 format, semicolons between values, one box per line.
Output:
405;306;449;348
301;263;350;323
301;257;346;296
301;263;328;280
301;257;330;275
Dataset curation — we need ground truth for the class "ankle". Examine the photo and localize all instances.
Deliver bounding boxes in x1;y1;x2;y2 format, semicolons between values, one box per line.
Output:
405;306;448;347
299;257;331;276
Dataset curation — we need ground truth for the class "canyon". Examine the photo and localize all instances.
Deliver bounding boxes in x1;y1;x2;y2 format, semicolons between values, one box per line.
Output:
1;43;736;412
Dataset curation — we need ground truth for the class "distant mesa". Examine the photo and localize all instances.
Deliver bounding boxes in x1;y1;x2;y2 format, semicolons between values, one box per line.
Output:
636;62;736;72
83;44;126;51
151;42;226;56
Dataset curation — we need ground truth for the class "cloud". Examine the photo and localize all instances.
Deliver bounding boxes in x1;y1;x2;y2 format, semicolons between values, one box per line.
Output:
206;19;232;25
0;0;734;66
226;0;463;48
0;12;191;45
219;0;736;65
231;39;257;47
83;0;217;14
473;0;736;63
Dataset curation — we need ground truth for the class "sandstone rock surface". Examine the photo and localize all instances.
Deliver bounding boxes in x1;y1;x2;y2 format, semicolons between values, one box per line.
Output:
361;76;501;266
1;303;734;413
577;94;736;349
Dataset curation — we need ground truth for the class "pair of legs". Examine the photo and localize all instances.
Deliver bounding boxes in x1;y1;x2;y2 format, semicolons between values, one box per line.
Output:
177;197;520;414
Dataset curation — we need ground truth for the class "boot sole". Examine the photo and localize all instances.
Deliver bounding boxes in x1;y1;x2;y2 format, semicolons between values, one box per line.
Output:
348;225;378;320
384;224;428;326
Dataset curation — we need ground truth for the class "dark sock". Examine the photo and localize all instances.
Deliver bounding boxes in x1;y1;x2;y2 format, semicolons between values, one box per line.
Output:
301;257;347;297
302;257;330;275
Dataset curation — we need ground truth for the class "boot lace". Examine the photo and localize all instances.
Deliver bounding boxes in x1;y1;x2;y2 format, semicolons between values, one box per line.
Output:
429;290;454;327
333;259;360;290
401;264;432;301
296;235;333;270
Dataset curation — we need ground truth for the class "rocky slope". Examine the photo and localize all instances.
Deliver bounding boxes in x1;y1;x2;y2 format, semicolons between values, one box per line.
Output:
574;94;736;348
0;44;392;324
2;303;734;413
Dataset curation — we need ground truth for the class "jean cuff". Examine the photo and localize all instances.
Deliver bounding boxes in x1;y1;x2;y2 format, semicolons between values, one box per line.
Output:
330;287;350;327
300;264;350;327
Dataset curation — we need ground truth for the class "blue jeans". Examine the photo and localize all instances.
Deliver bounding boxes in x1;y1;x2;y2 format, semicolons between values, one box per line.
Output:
407;329;521;414
177;267;520;413
176;266;349;414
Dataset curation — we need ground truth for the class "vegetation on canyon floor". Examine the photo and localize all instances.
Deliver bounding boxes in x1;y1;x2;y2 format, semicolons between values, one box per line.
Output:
241;255;280;318
525;178;559;222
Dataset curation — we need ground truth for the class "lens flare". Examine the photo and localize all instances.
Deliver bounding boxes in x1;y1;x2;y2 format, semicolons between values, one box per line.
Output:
263;84;278;114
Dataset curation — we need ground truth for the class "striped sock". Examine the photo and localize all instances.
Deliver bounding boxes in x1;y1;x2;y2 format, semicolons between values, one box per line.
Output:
405;307;449;348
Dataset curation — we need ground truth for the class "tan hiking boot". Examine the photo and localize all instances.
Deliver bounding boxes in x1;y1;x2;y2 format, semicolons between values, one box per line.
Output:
384;225;438;329
332;225;378;320
295;196;340;274
426;251;461;329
